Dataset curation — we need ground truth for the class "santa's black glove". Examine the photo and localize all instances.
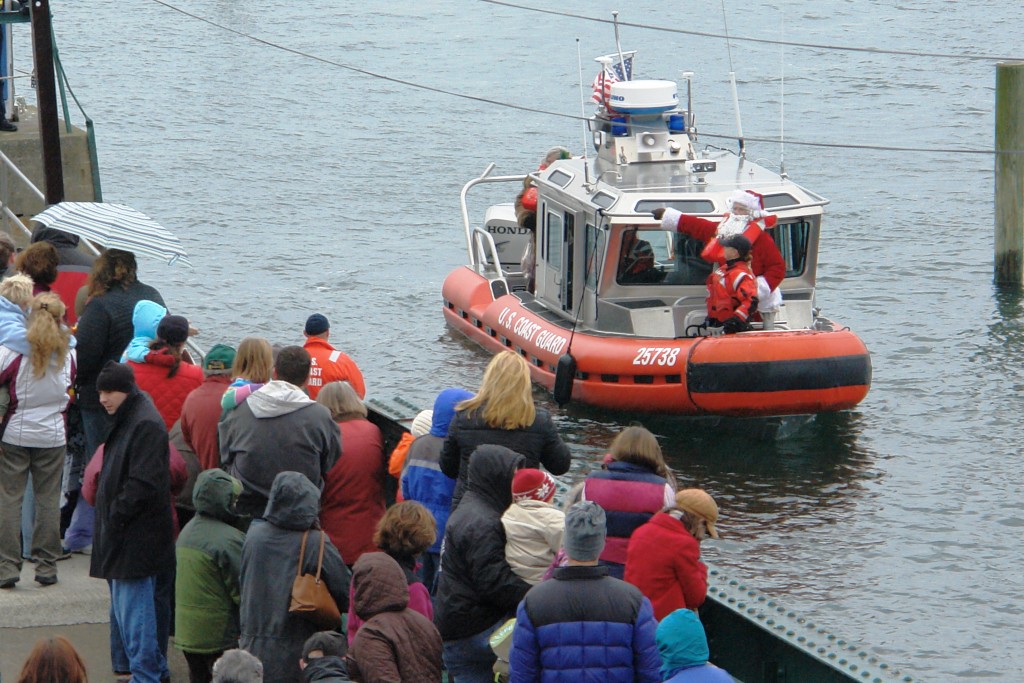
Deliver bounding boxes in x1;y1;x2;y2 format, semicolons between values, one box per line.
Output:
651;208;665;220
723;316;752;334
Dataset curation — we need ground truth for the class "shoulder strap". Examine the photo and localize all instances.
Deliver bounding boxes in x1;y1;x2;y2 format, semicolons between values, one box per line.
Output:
297;529;310;578
314;530;326;581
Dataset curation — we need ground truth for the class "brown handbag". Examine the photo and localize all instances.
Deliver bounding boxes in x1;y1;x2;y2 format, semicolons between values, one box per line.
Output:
289;529;341;629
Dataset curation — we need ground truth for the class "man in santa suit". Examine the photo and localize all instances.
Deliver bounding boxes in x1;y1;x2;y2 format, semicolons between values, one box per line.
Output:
652;190;785;320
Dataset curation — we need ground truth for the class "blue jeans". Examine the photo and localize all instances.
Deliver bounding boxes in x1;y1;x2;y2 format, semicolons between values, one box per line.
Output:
110;574;169;683
109;566;173;675
443;621;502;683
63;407;111;550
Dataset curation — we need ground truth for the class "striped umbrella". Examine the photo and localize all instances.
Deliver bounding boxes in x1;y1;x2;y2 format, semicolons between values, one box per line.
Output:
32;202;192;267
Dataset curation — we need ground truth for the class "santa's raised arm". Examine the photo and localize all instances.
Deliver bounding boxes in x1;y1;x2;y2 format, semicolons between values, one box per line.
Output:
654;189;785;314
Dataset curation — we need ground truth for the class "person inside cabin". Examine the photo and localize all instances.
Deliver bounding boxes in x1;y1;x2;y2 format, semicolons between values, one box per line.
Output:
514;147;572;294
653;189;785;323
618;228;664;284
706;233;758;335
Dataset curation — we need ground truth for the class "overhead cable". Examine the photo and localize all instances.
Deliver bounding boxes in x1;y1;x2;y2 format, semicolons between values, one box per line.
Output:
477;0;1024;63
143;0;1020;157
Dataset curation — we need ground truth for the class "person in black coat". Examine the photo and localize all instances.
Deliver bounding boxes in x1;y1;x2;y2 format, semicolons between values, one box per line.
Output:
64;249;165;553
434;444;530;683
440;351;571;511
89;361;175;683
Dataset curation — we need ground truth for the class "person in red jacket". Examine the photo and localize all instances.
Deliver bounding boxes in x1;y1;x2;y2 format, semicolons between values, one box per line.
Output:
707;234;758;334
316;380;386;567
127;314;203;430
623;488;719;621
179;343;236;472
653;189;785;320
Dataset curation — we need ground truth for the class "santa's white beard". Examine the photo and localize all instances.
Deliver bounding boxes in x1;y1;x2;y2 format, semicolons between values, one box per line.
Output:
716;214;750;237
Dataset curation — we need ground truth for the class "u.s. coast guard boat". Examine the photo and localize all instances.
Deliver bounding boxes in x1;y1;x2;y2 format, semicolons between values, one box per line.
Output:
442;54;871;417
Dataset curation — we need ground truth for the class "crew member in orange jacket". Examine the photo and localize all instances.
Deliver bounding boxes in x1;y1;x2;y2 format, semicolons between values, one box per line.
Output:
707;234;758;334
653;189;785;314
301;313;366;399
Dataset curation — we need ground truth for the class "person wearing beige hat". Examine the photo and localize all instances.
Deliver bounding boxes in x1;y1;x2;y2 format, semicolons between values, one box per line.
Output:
623;488;719;621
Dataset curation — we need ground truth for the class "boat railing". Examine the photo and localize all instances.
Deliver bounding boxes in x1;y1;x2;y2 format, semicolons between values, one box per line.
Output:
460;163;528;261
0;149;44;241
469;225;504;278
0;149;102;257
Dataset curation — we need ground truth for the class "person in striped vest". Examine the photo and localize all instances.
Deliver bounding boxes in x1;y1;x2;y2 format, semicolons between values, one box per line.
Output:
581;426;676;579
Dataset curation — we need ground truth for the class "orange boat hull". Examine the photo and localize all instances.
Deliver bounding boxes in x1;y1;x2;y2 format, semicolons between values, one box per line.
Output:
442;267;870;416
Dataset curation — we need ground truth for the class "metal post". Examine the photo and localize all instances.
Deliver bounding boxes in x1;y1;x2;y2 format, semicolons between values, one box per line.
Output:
29;0;63;205
995;61;1024;285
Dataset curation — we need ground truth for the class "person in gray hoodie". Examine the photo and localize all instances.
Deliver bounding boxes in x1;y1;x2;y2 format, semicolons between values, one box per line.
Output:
219;346;341;520
239;472;350;683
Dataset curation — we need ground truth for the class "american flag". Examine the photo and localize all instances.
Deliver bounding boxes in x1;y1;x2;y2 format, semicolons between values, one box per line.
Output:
591;52;635;106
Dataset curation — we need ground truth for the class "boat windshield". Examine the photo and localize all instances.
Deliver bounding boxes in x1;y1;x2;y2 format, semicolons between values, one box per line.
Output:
615;221;812;286
616;226;711;286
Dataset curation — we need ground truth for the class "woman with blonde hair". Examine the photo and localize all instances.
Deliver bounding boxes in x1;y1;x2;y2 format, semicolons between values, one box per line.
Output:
317;380;386;566
221;337;273;415
581;425;676;578
440;350;571;510
0;292;75;588
16;635;88;683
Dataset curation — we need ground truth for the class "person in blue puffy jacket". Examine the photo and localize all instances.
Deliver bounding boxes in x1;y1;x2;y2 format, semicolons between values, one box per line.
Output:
509;501;661;683
401;387;473;590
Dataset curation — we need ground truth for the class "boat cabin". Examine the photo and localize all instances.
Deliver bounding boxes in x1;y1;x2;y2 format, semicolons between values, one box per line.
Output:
472;79;828;339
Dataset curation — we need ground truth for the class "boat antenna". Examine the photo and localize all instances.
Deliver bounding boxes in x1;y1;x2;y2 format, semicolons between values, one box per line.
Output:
612;11;629;82
576;38;592;189
720;0;745;158
779;2;788;178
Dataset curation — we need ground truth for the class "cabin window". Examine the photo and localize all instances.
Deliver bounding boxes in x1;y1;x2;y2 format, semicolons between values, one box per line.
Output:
585;223;604;289
635;199;716;214
614;226;711;286
545;211;563;269
766;221;810;277
612;221;810;286
593;192;617;210
616;227;668;285
762;193;800;211
548;170;573;188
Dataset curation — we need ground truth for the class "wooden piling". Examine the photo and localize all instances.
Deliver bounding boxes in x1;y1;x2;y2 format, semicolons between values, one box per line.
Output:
995;62;1024;285
29;0;63;205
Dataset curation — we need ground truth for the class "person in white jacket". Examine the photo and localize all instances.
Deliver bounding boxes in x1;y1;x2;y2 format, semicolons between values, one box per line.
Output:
501;469;564;585
0;292;76;588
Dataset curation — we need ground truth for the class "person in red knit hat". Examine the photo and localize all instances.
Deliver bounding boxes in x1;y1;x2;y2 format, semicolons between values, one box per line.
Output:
623;488;719;621
501;469;564;585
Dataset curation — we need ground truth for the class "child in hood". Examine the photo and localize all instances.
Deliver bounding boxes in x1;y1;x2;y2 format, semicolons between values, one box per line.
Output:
500;468;564;585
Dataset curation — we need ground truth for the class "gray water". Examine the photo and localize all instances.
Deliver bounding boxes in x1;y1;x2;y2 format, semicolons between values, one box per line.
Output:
21;1;1024;679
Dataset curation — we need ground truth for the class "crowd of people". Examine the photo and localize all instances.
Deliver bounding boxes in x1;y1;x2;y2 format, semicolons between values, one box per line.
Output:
0;227;732;683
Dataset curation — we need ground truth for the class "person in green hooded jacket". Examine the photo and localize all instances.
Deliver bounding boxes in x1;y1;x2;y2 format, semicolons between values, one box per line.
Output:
175;469;247;683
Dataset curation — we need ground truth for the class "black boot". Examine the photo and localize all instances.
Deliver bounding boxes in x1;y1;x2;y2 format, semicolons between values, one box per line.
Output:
0;99;16;132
